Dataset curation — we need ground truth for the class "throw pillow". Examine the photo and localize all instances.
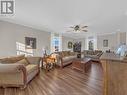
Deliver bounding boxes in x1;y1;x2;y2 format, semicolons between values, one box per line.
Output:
16;58;29;66
0;55;25;64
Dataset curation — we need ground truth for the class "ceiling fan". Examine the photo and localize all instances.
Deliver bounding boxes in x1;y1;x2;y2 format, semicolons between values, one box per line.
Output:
67;24;88;33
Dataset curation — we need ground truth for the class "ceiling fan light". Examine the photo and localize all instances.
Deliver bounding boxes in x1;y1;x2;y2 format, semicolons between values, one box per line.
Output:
76;30;81;33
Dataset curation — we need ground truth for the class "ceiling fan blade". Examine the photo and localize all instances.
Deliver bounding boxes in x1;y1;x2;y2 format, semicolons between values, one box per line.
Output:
69;26;74;28
82;26;88;28
82;30;88;32
66;30;73;32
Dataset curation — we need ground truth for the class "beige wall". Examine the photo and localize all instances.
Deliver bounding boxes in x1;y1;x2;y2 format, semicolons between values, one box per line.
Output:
97;32;126;51
0;20;51;57
97;33;117;51
119;32;126;44
62;37;86;52
62;36;75;51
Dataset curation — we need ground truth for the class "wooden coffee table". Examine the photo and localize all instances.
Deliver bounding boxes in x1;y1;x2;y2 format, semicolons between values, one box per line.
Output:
72;58;91;73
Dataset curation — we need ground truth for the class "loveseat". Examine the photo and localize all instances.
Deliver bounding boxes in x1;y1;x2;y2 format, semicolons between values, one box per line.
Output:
0;55;41;89
54;51;77;68
83;50;103;62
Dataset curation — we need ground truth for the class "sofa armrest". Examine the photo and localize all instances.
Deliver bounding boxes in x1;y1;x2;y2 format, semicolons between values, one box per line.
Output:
54;54;63;67
55;54;62;62
0;64;27;86
0;64;26;73
96;52;103;57
26;57;41;65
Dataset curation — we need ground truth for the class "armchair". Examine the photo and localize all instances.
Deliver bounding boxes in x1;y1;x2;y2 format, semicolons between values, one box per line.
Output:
0;55;41;89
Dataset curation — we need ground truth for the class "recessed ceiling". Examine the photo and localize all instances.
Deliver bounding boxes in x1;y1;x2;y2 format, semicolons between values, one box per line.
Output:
0;0;127;38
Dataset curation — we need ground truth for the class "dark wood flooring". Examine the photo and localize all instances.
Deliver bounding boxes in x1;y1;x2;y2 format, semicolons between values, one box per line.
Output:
0;62;103;95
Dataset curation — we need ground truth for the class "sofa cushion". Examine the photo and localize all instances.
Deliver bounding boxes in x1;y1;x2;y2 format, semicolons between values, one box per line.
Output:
0;55;25;64
62;51;67;57
62;56;76;63
61;51;71;57
69;56;77;59
69;52;75;56
26;57;41;64
63;57;71;62
16;58;29;66
88;51;94;55
26;64;38;74
67;51;71;55
85;55;98;58
61;52;65;57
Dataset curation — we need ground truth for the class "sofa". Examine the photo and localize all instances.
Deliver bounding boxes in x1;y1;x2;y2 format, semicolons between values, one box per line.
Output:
83;50;103;62
54;51;77;68
0;55;41;89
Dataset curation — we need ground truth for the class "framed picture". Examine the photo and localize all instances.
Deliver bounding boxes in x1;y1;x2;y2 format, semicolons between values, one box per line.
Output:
103;40;108;47
25;37;36;49
68;41;73;49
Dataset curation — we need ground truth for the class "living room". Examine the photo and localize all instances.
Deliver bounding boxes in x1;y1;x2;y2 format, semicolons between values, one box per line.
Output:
0;0;127;95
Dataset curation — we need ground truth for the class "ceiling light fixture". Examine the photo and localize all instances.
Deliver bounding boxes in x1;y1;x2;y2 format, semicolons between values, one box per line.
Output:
66;24;88;33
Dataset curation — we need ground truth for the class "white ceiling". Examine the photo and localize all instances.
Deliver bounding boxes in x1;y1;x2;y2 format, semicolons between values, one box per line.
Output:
0;0;127;38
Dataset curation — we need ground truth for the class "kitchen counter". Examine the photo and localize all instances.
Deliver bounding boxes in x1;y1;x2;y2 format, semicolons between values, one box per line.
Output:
100;53;127;95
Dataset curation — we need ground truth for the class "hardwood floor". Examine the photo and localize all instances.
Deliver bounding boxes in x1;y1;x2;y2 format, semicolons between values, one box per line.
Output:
0;62;103;95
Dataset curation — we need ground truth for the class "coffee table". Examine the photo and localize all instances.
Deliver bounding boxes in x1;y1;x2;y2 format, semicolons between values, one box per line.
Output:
72;58;91;73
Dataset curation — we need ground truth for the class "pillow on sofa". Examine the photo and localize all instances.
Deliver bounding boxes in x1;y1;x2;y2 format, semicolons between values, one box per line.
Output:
16;58;29;66
61;51;66;57
70;52;75;56
0;55;25;64
87;51;93;55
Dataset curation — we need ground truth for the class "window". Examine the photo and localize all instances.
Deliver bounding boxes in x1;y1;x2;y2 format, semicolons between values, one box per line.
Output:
53;37;59;52
16;42;33;56
88;40;94;50
86;36;97;50
51;33;62;52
